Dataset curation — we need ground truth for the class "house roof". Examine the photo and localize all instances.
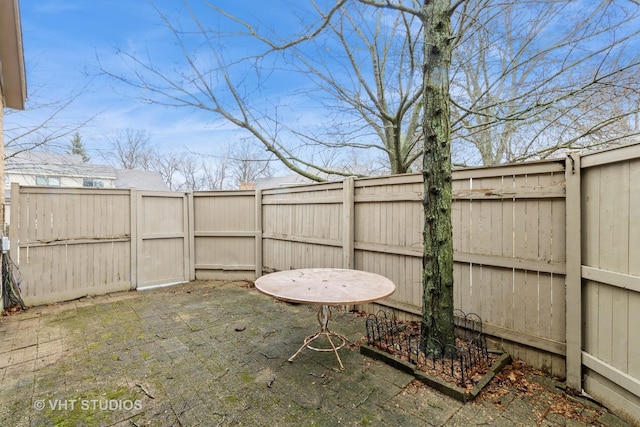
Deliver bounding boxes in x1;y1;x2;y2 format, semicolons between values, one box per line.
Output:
5;150;115;179
254;174;311;190
5;150;169;191
0;0;27;110
115;169;169;191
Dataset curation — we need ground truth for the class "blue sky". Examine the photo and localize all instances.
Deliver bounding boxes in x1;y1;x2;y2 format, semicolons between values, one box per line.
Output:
13;0;639;172
13;0;314;163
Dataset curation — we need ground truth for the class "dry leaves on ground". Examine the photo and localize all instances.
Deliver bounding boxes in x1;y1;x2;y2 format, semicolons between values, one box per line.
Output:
481;359;606;426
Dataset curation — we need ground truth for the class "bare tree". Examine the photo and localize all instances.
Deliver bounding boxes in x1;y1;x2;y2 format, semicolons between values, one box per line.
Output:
102;0;640;176
185;140;276;190
201;157;228;190
420;0;455;350
102;129;155;170
150;151;183;191
101;0;424;180
151;150;229;191
228;141;274;189
450;0;640;165
174;154;203;191
99;129;252;190
358;0;457;348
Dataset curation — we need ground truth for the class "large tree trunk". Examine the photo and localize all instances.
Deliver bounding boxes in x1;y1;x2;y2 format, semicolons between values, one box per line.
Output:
421;0;455;350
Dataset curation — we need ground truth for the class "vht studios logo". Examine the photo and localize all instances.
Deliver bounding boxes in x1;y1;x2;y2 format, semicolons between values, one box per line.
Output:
34;399;143;411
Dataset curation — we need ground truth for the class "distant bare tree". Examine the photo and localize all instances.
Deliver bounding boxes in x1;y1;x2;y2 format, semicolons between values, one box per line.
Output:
103;129;155;170
201;157;228;190
174;154;202;191
150;151;183;191
228;141;274;189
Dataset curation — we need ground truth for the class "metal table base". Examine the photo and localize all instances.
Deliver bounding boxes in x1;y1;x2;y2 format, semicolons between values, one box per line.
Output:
288;305;352;370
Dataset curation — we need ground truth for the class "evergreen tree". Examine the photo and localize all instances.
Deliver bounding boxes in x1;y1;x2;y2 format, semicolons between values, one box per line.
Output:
68;132;90;162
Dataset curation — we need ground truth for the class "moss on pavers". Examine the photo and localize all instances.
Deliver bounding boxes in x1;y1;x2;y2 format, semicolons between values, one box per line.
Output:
0;280;633;426
31;384;145;427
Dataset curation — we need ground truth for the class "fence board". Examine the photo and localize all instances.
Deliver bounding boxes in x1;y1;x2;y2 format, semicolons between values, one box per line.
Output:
599;163;630;272
630;292;640;379
631;161;640;277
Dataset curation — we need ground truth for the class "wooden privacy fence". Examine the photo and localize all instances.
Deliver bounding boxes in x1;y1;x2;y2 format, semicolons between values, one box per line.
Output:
7;186;192;304
258;161;568;377
6;143;640;423
8;160;569;373
566;144;640;422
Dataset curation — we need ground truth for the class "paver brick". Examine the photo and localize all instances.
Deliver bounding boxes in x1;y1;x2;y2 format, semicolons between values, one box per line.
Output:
0;280;632;426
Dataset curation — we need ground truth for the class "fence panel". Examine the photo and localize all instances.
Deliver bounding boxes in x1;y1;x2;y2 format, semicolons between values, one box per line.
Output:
261;182;345;271
352;174;423;319
451;162;567;375
9;184;132;305
350;164;568;375
579;145;640;422
135;191;190;289
192;191;258;280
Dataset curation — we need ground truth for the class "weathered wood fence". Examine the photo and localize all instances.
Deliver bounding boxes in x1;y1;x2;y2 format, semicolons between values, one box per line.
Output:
566;145;640;422
6;143;640;423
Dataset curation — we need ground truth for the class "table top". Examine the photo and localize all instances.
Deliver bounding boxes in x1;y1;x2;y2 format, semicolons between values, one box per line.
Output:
254;268;396;305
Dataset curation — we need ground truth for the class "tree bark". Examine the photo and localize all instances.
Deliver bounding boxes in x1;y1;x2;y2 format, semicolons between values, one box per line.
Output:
421;0;455;350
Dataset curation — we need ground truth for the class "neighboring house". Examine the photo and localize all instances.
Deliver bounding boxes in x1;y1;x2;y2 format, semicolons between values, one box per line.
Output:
5;151;117;189
3;150;169;226
4;150;168;191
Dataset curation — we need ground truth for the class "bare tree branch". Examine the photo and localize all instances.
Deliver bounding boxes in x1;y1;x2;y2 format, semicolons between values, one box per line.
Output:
4;90;95;160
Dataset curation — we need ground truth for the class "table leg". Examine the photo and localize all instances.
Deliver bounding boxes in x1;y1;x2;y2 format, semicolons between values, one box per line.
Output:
288;305;353;370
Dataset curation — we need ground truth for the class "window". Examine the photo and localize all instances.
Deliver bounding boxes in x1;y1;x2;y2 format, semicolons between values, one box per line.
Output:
82;179;104;188
35;176;61;186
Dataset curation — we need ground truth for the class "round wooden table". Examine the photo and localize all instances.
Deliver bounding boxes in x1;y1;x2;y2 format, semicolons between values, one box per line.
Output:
255;268;396;370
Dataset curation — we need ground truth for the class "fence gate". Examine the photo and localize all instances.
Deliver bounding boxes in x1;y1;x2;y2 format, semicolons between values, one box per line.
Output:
133;191;190;289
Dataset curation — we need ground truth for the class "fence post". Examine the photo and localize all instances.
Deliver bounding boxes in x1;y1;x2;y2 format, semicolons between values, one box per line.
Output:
181;192;192;283
130;188;138;290
565;152;582;390
187;192;195;281
343;177;355;269
5;183;22;312
8;183;20;265
255;189;263;278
